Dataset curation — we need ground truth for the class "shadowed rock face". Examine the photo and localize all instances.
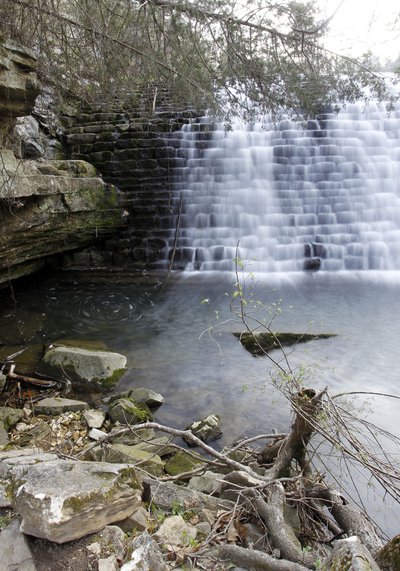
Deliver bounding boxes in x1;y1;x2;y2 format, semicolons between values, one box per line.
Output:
0;40;41;118
0;40;123;284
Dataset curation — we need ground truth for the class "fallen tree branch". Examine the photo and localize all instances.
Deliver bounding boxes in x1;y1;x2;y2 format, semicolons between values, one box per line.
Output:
250;483;317;569
215;543;310;571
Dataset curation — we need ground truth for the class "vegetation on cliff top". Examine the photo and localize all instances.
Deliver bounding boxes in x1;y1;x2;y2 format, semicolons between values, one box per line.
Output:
0;0;395;119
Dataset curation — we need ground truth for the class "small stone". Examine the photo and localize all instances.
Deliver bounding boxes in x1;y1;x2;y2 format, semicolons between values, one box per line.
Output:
15;422;29;431
188;471;223;495
122;531;168;571
84;409;106;428
0;420;9;446
195;521;211;537
0;372;6;391
0;406;24;430
87;542;101;555
89;428;107;441
99;555;119;571
155;515;197;549
117;506;149;533
98;525;125;559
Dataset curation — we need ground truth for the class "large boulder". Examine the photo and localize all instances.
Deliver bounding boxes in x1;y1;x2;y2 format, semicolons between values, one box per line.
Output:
12;460;142;543
38;346;127;391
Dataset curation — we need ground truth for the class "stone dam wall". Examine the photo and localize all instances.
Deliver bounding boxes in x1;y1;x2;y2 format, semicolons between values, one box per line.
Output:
62;99;199;269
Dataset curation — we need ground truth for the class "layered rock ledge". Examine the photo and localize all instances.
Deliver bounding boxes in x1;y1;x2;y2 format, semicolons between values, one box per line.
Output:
0;39;123;284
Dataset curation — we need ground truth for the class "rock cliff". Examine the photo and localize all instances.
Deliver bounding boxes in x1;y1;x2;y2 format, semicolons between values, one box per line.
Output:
0;39;122;285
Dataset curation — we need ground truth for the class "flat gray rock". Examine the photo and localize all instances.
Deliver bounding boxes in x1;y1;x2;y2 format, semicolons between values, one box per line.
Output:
34;397;89;415
39;346;127;391
13;459;142;543
0;519;37;571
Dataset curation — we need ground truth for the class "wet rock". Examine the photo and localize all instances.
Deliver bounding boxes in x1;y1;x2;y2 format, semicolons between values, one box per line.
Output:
0;519;37;571
321;536;380;570
107;388;164;409
83;409;106;428
39;346;127;391
234;331;336;356
13;460;142;543
184;414;222;446
155;515;197;549
33;397;89;415
122;530;168;571
108;397;153;425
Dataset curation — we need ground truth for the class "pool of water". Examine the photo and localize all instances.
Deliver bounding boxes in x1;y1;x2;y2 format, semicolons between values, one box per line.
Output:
1;268;399;536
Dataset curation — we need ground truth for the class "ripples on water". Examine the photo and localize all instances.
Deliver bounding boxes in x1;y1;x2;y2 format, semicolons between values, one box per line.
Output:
1;268;400;536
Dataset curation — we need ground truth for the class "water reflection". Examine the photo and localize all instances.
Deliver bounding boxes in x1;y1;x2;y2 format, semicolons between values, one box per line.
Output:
1;269;400;535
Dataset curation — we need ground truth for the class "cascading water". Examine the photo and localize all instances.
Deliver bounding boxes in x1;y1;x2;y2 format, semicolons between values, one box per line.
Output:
168;102;400;271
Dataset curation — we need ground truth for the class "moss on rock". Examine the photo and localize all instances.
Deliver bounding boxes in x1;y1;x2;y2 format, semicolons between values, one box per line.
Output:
234;331;337;357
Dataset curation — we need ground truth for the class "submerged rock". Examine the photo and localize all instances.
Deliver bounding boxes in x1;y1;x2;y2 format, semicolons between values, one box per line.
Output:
13;460;142;543
38;346;127;391
234;331;336;356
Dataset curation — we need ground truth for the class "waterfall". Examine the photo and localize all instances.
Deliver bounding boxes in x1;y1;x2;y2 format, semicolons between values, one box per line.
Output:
167;102;400;272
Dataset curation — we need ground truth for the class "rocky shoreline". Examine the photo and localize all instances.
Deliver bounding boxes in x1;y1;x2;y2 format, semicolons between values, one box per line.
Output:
1;342;399;571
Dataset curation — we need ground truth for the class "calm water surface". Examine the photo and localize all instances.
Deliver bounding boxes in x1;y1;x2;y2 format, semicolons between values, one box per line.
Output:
1;269;399;536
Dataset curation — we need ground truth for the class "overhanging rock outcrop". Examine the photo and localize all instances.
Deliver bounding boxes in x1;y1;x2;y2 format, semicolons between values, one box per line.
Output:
0;39;123;284
0;152;122;284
